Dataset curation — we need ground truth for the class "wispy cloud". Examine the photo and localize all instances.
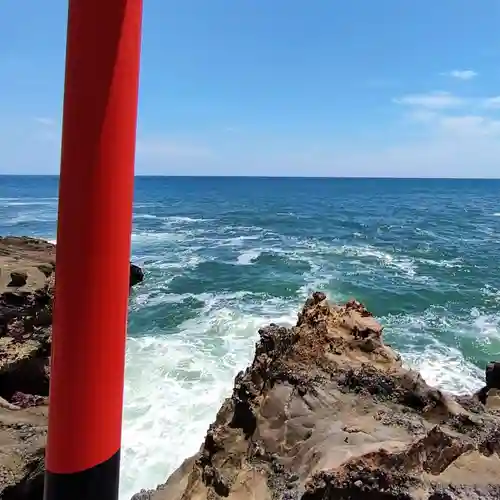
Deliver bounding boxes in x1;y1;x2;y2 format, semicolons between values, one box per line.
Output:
482;96;500;109
437;114;500;137
397;89;500;137
394;91;464;109
442;69;478;80
34;116;56;126
397;89;500;115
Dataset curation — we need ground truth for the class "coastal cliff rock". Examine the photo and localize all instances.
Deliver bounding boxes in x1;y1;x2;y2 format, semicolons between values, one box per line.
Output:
0;236;143;499
135;292;500;500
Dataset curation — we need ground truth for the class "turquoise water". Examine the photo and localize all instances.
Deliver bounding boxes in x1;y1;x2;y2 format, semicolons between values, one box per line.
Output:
1;175;499;497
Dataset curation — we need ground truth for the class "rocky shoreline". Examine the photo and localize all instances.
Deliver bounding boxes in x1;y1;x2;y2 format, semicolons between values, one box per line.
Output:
132;293;500;500
0;236;143;499
1;236;499;499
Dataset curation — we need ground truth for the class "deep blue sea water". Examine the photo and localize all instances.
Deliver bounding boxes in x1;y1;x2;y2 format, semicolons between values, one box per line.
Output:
1;175;499;497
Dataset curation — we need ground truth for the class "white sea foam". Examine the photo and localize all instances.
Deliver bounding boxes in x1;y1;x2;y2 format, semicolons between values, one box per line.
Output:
217;235;262;247
404;346;483;394
470;309;500;345
131;231;188;244
326;244;419;280
236;249;262;265
418;258;463;269
166;216;212;224
383;307;492;394
0;197;57;203
134;213;160;220
482;285;500;304
2;211;57;225
119;291;296;499
1;201;57;206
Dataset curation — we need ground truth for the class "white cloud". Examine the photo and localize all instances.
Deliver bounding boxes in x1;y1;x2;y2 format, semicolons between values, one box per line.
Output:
482;96;500;108
443;70;478;80
437;114;500;137
394;91;464;109
402;93;500;139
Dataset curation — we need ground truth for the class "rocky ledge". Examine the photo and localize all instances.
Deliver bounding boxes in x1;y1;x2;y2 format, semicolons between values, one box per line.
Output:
134;292;500;500
0;236;143;499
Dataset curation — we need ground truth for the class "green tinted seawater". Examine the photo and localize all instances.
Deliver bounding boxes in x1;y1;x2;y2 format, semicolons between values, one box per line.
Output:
1;176;499;497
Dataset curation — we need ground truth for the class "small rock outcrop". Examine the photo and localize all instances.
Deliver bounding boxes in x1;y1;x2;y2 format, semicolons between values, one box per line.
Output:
130;263;145;288
134;292;500;500
8;271;28;288
0;236;143;499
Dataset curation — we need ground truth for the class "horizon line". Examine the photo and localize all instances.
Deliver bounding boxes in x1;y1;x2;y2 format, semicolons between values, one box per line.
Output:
0;174;500;181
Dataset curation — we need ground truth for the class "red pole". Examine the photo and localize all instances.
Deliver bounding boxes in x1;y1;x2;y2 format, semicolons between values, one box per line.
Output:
44;1;143;499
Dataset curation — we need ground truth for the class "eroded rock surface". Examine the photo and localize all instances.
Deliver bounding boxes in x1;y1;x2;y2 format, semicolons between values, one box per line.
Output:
135;293;500;500
0;405;47;500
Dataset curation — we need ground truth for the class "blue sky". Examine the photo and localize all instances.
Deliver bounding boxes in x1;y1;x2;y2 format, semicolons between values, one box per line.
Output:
1;1;500;177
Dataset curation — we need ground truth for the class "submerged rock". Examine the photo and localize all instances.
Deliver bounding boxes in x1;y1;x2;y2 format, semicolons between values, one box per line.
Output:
474;361;500;405
138;294;500;500
0;235;144;499
486;362;500;390
130;263;145;287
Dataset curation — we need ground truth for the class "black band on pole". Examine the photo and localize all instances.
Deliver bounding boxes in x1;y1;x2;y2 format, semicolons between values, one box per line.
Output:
44;450;121;500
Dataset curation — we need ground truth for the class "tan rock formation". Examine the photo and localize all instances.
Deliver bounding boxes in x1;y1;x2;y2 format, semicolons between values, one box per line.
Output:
134;293;500;500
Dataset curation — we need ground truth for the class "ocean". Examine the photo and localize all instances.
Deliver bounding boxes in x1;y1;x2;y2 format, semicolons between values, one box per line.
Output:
1;175;499;498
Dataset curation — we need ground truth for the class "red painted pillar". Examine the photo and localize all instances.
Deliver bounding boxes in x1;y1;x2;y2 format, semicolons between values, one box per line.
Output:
44;1;143;499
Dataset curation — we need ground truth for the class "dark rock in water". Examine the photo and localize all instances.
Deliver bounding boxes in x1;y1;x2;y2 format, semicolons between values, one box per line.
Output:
0;235;146;499
474;362;500;405
130;263;144;287
486;362;500;390
8;271;28;288
136;293;500;500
